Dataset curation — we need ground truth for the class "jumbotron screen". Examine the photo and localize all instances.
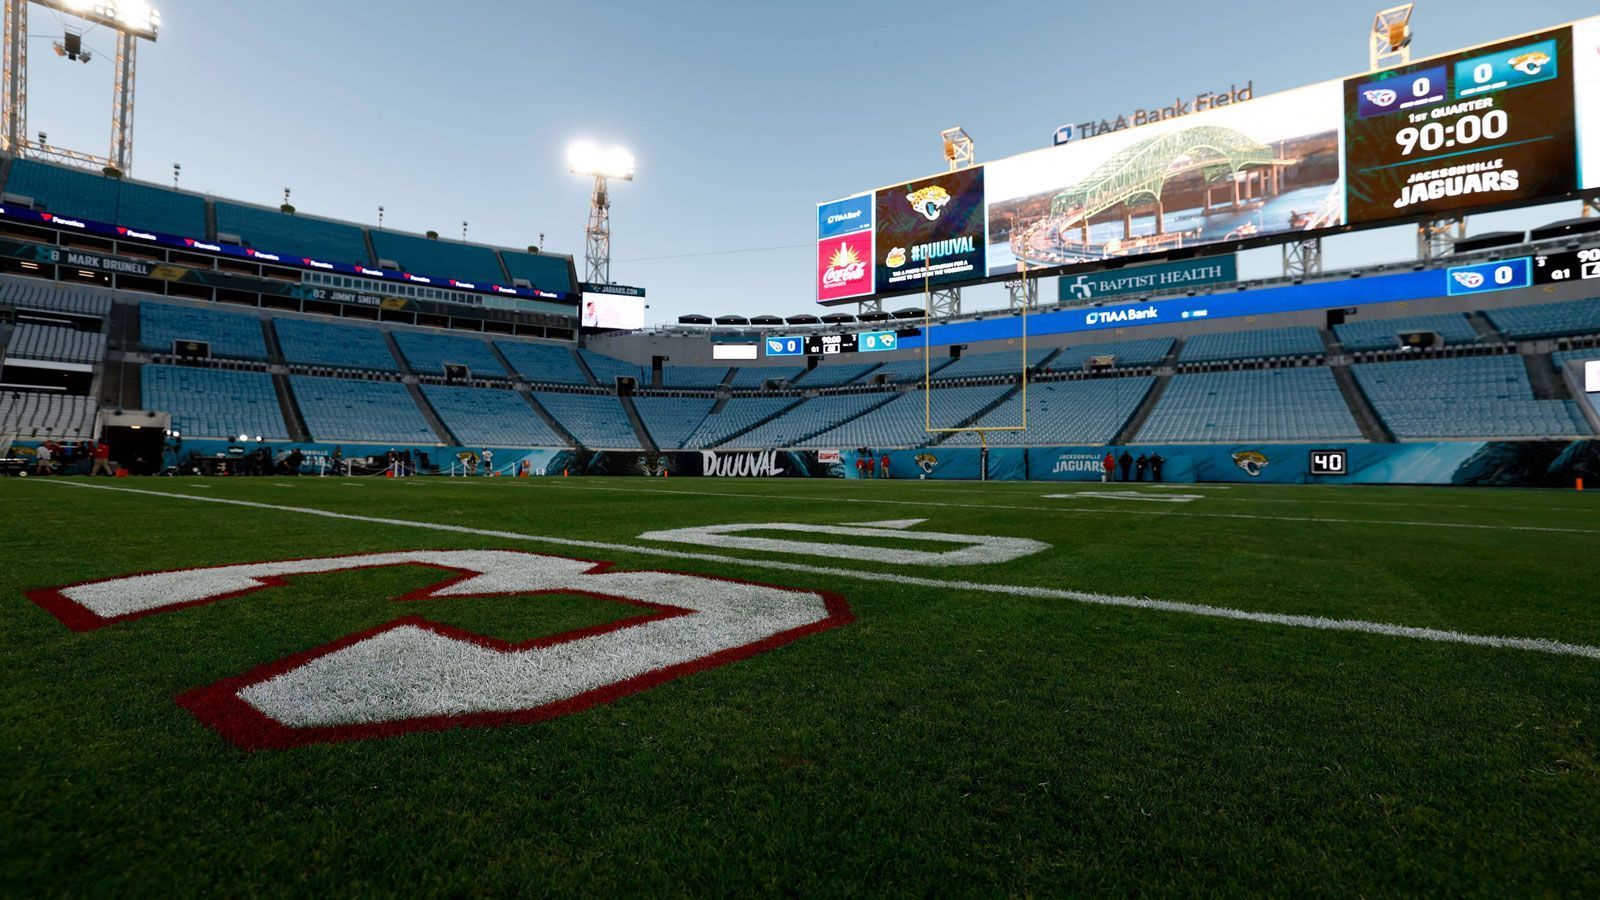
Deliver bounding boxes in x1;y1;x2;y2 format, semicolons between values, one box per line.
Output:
816;14;1600;303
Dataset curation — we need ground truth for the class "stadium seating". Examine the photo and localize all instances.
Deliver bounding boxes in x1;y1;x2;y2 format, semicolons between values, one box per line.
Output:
5;323;104;364
142;365;289;440
660;365;730;389
214;203;371;264
0;390;97;440
1045;337;1174;371
729;366;805;389
681;397;800;449
931;348;1053;381
1179;327;1324;363
723;392;895;449
1353;356;1591;439
1335;313;1479;351
0;279;112;317
290;376;437;444
795;362;879;388
579;349;644;386
1137;368;1363;442
806;385;1014;448
948;376;1157;445
273;317;400;372
1484;297;1600;340
4;159;206;235
499;250;574;293
633;396;718;449
531;392;640;448
1552;347;1600;371
869;356;955;383
140;303;268;360
369;231;506;284
391;330;508;378
419;385;567;447
494;340;588;384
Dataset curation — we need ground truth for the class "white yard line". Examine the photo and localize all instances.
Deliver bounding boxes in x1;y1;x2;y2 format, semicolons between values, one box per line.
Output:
41;480;1600;662
537;482;1600;535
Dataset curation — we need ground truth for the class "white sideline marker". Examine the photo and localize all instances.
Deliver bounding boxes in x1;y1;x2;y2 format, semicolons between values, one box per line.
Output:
1043;492;1203;503
42;480;1600;663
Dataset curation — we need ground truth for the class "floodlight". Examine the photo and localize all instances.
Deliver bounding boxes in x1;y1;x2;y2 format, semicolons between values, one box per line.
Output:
568;141;635;181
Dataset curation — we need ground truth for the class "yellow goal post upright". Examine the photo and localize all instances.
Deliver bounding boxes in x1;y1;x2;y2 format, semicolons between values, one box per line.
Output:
922;261;1030;451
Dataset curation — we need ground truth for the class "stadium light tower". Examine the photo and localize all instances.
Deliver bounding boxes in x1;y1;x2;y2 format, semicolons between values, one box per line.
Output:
2;0;161;175
568;140;634;285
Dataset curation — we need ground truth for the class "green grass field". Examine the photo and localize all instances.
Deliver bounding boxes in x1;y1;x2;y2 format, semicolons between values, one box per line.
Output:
4;475;1599;895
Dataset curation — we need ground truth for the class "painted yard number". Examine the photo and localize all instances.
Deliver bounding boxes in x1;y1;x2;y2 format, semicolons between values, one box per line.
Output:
28;550;850;750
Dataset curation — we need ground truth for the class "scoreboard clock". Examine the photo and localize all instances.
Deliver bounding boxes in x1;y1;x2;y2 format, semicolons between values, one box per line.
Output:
1344;28;1577;225
805;333;859;355
1532;247;1600;285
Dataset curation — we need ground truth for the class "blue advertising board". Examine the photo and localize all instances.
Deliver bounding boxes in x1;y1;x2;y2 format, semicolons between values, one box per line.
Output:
817;194;873;240
1445;258;1531;295
859;330;898;352
765;335;806;357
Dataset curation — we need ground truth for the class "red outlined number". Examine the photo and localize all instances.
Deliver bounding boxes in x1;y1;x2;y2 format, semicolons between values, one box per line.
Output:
27;550;851;749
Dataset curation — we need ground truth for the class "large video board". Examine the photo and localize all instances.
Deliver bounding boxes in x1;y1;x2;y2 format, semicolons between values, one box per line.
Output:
818;14;1600;304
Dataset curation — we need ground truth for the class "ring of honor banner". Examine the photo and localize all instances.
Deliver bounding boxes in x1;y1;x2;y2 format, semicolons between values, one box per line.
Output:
1344;27;1577;222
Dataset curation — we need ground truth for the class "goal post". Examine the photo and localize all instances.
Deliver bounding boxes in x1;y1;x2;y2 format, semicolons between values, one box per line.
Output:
922;263;1030;436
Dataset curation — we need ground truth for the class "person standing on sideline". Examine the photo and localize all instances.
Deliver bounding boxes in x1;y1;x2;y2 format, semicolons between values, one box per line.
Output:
855;454;866;480
1119;450;1134;482
482;448;494;476
1101;451;1115;483
866;454;877;479
1135;453;1148;482
90;440;114;476
879;452;890;479
33;440;54;476
1150;452;1165;482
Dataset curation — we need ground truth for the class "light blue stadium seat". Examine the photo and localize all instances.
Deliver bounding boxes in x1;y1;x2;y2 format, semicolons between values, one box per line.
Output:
1335;314;1479;351
579;349;644;386
392;330;508;378
214;203;371;264
1180;327;1324;362
419;385;567;447
273;317;399;371
932;348;1052;381
290;375;437;444
140;303;267;360
5;159;205;235
370;231;506;284
660;365;730;388
494;340;587;384
949;377;1156;445
795;363;879;388
633;396;718;449
499;251;574;293
1354;355;1591;439
729;366;805;389
1138;368;1363;442
142;365;289;439
531;392;640;448
1047;338;1174;371
722;393;890;448
868;356;955;383
1485;297;1600;340
682;397;800;448
806;385;1014;448
6;322;104;364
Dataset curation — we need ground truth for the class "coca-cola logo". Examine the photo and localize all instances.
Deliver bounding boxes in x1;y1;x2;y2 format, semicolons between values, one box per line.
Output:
821;241;866;288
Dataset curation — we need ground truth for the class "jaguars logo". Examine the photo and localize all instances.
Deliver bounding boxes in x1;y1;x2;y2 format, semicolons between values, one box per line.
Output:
635;454;672;477
1231;450;1270;477
905;186;951;222
1508;50;1550;76
914;453;939;474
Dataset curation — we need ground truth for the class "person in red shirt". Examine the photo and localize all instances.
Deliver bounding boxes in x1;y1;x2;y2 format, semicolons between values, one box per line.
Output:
855;455;866;479
866;455;877;479
1101;451;1115;483
879;453;890;479
90;440;114;477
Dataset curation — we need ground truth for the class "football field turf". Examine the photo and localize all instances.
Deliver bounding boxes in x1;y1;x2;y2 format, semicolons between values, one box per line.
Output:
4;475;1599;895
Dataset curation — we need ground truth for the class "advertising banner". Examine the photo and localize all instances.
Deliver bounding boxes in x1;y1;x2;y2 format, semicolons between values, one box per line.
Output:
1576;16;1600;189
1058;255;1238;303
816;194;874;302
1344;26;1578;223
874;168;986;294
984;79;1344;275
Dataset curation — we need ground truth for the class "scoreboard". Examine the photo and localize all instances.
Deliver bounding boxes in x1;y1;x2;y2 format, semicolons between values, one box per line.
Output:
1532;247;1600;285
765;330;900;357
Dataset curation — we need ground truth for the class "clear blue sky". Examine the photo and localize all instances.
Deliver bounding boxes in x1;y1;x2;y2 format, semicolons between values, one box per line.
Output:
18;0;1598;322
